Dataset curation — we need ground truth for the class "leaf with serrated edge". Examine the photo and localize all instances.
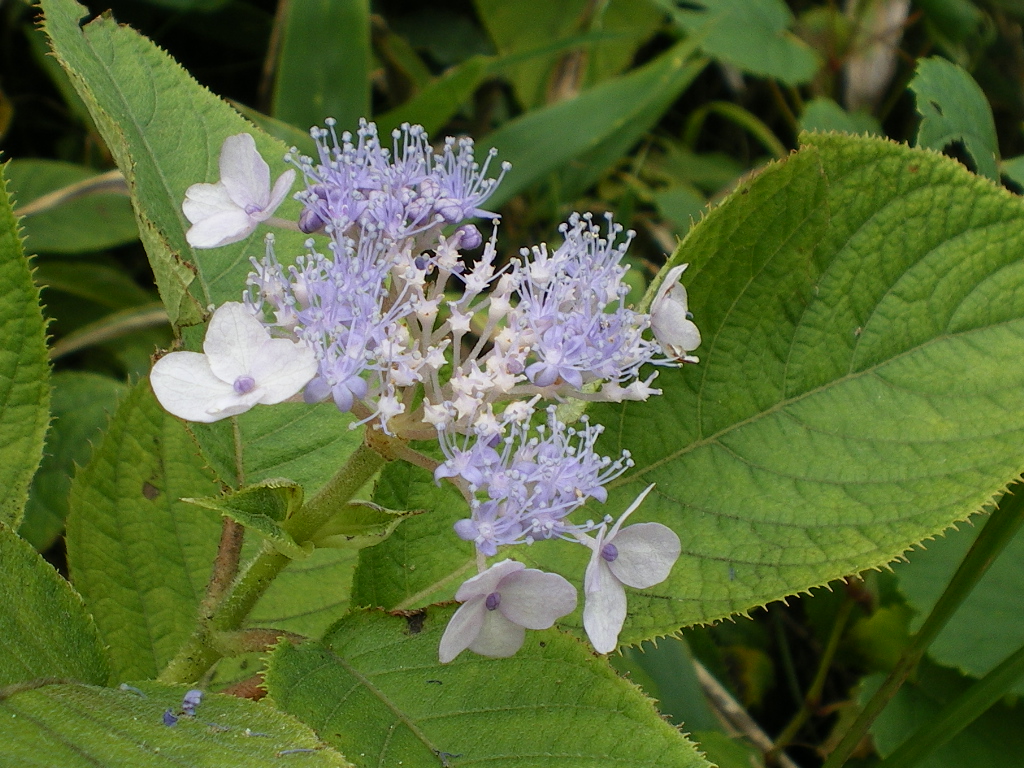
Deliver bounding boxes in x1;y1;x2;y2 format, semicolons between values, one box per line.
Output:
313;501;420;550
40;0;312;318
572;132;1024;643
0;162;50;528
264;608;708;768
0;681;351;767
0;523;108;687
66;379;223;682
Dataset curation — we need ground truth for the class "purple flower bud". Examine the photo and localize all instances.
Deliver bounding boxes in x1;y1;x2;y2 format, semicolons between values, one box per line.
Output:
600;543;618;562
233;375;256;394
485;592;501;611
163;709;178;726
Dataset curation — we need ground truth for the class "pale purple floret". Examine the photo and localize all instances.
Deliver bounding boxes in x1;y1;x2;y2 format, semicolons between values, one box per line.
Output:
288;119;508;243
437;406;633;554
508;213;663;394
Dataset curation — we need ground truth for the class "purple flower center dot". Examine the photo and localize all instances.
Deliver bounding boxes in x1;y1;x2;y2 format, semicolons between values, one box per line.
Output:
244;203;263;215
601;543;618;562
233;375;256;394
485;592;501;611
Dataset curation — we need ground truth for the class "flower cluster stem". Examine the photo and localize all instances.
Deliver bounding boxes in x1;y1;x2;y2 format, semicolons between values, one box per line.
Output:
158;440;387;684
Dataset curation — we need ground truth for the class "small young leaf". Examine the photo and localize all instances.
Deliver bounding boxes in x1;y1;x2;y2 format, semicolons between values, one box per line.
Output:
264;608;710;768
185;479;310;559
0;162;50;529
910;56;999;180
66;379;223;682
0;681;351;767
352;461;473;610
312;501;421;550
0;523;108;687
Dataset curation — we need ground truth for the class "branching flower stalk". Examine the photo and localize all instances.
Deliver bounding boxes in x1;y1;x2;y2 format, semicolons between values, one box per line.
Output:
154;120;702;678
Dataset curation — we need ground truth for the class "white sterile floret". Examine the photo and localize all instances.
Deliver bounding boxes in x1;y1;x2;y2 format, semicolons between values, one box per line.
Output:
583;484;681;654
183;133;296;248
151;302;317;423
439;559;577;663
650;264;701;361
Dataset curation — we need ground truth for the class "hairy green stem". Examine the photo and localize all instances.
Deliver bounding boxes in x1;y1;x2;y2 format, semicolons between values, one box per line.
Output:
158;440;386;684
822;487;1024;768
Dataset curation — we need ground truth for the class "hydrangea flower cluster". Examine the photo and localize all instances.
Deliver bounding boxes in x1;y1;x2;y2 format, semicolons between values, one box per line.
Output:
154;120;700;660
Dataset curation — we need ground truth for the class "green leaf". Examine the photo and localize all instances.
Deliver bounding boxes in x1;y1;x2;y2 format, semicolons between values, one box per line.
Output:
484;39;705;208
66;379;223;682
868;662;1024;768
185;479;310;560
351;461;473;610
5;159;137;254
40;0;311;323
35;260;155;309
894;513;1024;694
374;54;492;137
554;132;1024;645
0;162;50;529
655;0;821;85
0;523;108;687
474;0;663;109
20;372;127;552
0;681;351;767
190;403;365;494
264;608;709;768
1001;154;1024;189
271;0;370;134
312;501;420;550
799;97;882;136
910;56;999;181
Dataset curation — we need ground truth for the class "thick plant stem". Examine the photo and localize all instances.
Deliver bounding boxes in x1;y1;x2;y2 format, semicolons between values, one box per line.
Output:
821;487;1024;768
158;440;387;684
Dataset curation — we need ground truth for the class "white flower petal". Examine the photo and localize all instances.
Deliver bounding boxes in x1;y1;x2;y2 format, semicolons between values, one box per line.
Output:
582;555;627;654
203;302;271;383
261;168;297;221
185;209;255;248
651;263;701;355
469;609;526;658
454;559;524;601
608;522;681;589
439;597;486;663
497;569;577;630
219;133;271;209
182;182;236;224
251;338;318;404
150;351;240;423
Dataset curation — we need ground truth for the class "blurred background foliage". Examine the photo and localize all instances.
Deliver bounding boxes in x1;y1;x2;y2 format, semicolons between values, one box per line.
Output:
4;0;1024;765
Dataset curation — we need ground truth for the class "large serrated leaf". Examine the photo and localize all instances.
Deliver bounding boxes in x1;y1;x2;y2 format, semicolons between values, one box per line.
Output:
0;163;50;529
66;379;223;682
264;608;709;768
0;681;351;767
0;523;108;687
578;131;1024;641
40;0;311;319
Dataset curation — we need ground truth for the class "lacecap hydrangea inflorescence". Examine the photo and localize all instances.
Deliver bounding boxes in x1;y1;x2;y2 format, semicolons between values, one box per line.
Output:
152;119;701;659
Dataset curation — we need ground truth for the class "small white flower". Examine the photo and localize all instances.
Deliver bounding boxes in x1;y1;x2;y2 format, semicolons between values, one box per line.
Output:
650;264;701;362
151;302;317;423
182;133;296;248
439;559;577;663
583;484;681;654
